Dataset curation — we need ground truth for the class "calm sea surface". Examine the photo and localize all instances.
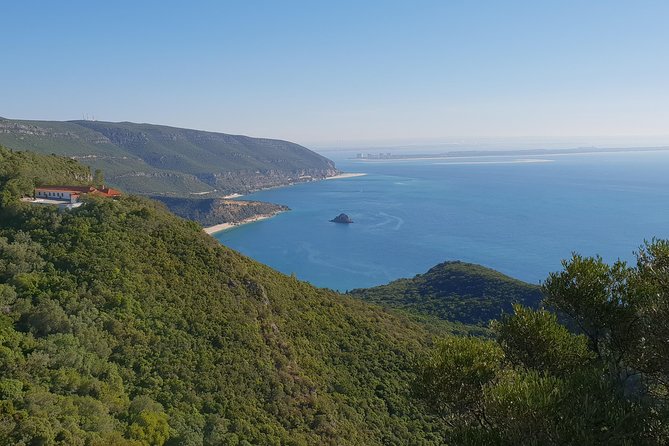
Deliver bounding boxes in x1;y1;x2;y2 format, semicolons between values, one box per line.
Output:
214;150;669;291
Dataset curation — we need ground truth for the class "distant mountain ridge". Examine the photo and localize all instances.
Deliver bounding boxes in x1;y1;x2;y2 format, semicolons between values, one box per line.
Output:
0;118;338;197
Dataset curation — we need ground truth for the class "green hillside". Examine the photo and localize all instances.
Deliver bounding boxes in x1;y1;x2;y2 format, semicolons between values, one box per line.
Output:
0;146;92;206
0;118;337;197
0;147;448;445
349;261;542;325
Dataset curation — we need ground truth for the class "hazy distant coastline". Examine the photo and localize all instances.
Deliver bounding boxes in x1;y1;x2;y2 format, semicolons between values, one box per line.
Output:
349;146;669;161
324;172;367;180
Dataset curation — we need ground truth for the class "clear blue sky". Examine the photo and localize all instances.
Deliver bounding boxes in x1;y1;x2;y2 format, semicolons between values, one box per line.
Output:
3;0;668;146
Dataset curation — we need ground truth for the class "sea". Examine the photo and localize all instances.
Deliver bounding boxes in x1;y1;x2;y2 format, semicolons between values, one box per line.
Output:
214;149;669;291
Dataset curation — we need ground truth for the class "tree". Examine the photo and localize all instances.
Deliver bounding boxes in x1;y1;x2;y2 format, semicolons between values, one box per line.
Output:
128;411;170;446
414;335;504;423
416;240;669;445
493;304;594;376
93;169;104;187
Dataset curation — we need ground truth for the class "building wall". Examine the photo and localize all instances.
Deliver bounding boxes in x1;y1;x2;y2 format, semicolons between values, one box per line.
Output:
35;190;79;202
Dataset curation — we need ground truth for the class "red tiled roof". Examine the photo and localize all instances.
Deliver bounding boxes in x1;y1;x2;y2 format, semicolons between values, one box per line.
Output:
99;187;122;197
89;188;122;197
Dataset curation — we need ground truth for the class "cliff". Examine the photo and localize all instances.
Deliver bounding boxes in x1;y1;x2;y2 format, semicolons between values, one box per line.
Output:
153;196;290;227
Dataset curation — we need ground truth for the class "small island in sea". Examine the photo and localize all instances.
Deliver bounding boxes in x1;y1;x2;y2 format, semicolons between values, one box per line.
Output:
331;213;354;224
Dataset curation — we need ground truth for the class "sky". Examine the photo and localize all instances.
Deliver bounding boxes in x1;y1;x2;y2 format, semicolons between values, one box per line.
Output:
3;0;669;147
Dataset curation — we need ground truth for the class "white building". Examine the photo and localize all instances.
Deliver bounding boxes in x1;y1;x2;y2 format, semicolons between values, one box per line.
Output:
35;187;82;203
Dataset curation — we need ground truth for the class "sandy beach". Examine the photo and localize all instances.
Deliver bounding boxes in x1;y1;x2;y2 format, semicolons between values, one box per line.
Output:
204;212;283;235
204;174;364;235
325;172;367;180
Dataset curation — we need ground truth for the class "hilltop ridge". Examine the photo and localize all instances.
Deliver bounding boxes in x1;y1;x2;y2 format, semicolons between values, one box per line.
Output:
0;118;338;197
350;261;542;325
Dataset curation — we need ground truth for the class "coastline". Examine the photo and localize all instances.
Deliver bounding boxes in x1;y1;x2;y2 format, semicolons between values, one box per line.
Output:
324;172;367;180
218;172;366;199
204;211;285;235
204;172;365;236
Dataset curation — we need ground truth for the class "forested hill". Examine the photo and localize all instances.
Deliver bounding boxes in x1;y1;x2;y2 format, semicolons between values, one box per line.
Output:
349;261;542;325
0;146;92;201
0;118;338;197
0;146;448;444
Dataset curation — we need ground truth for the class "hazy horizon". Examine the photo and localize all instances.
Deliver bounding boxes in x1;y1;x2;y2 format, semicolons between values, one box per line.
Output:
3;114;669;152
308;135;669;151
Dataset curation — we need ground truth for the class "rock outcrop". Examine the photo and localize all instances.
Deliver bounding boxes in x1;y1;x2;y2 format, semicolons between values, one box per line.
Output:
330;213;354;224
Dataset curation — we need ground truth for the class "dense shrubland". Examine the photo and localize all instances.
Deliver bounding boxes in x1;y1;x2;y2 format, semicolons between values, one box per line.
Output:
0;146;448;445
350;261;542;325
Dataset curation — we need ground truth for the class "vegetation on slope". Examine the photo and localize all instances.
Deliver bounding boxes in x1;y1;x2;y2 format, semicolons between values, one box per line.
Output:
0;118;338;197
416;248;669;445
349;261;542;325
0;148;447;445
0;146;91;205
6;145;663;444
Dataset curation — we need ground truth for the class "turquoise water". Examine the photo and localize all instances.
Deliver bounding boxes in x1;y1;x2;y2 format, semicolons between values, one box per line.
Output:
215;151;669;291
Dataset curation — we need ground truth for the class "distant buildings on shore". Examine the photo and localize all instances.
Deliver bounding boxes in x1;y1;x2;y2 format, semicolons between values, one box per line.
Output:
356;152;393;159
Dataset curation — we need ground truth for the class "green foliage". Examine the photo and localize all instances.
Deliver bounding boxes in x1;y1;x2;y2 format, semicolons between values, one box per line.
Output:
633;240;669;382
0;145;91;206
0;149;448;444
350;261;542;325
543;254;638;360
93;169;104;187
493;304;594;375
128;411;170;446
414;336;504;419
477;368;640;446
0;233;46;281
416;246;669;445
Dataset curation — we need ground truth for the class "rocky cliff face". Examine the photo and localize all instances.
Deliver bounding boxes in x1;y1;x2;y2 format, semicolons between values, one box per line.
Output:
206;168;339;194
153;196;290;226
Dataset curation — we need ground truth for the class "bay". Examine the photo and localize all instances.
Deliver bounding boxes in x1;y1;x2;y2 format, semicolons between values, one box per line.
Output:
214;150;669;291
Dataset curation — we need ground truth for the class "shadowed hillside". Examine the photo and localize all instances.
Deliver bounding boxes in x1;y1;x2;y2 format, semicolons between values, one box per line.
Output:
349;261;542;325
